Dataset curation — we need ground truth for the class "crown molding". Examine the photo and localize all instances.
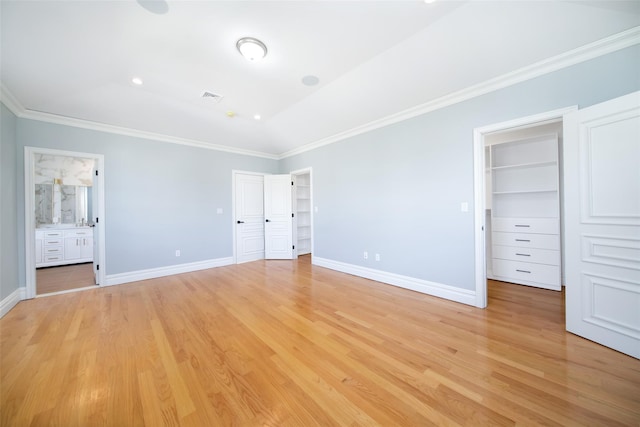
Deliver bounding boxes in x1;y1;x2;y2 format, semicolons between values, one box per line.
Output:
0;84;278;160
21;108;279;160
0;83;25;116
278;26;640;160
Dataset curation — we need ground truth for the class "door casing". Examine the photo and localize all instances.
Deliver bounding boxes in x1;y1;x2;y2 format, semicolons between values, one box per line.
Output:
24;147;106;298
472;106;576;308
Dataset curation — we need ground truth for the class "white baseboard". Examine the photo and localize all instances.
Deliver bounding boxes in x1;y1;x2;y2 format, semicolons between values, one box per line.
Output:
0;287;27;318
104;257;234;287
313;257;476;306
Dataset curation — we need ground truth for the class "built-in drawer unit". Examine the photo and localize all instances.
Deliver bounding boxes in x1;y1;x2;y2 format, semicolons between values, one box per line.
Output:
492;245;560;266
492;217;559;235
492;231;560;250
492;259;560;289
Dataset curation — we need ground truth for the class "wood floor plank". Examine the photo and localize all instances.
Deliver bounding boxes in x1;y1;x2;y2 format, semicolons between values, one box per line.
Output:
36;262;95;295
2;258;639;426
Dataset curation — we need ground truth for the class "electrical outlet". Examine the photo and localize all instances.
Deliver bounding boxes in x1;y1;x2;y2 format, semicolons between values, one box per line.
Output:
375;253;380;261
363;251;368;260
175;250;181;257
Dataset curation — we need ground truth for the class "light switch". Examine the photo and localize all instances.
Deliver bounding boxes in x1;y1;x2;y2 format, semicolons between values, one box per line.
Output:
461;202;469;212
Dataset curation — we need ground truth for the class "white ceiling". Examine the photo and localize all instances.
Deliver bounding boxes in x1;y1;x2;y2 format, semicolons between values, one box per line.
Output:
2;1;639;157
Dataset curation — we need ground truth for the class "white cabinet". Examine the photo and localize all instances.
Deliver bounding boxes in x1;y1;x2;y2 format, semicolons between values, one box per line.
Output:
490;134;561;290
293;172;312;256
35;227;93;267
35;231;43;265
41;230;64;265
64;229;93;262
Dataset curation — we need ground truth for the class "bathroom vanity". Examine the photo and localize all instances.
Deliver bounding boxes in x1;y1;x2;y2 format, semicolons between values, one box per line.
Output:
36;225;94;267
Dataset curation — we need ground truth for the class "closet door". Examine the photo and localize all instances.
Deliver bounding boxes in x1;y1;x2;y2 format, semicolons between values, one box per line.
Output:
564;91;640;359
264;174;294;259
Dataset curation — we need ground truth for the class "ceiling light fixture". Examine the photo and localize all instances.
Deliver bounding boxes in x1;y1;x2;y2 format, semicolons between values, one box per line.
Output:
131;77;143;85
254;114;261;120
236;37;267;61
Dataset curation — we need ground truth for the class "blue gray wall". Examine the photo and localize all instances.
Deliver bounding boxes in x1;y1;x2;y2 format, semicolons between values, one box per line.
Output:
2;45;639;302
280;45;640;291
14;121;279;284
1;104;19;300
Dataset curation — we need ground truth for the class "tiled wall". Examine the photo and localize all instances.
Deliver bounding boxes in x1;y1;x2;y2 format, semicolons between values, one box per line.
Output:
34;154;94;224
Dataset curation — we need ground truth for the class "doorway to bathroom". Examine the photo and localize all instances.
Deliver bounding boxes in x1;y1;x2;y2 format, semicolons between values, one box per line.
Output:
24;147;106;297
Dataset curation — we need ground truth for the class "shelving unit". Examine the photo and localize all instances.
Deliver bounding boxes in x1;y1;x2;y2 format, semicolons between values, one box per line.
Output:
293;172;312;256
489;134;561;290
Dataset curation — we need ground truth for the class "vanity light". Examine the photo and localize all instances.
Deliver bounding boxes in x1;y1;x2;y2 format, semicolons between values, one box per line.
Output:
236;37;267;61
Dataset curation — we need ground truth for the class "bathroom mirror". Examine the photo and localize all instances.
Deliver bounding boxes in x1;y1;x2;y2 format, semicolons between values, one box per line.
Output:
35;183;90;226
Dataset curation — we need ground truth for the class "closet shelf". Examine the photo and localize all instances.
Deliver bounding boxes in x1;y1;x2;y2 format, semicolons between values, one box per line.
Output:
492;189;557;195
491;160;557;171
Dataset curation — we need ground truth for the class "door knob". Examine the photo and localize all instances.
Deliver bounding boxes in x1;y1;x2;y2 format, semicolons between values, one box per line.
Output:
265;219;271;222
236;220;245;224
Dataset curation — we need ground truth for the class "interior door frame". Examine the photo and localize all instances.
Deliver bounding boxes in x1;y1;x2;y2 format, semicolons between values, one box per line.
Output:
472;107;576;308
24;147;106;299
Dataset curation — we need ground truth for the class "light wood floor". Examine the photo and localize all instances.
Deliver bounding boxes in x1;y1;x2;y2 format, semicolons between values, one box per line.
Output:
36;263;96;295
2;256;639;426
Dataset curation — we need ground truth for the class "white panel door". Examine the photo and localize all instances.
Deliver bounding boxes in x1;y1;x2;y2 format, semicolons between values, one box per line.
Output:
264;174;293;260
235;173;265;263
564;91;640;359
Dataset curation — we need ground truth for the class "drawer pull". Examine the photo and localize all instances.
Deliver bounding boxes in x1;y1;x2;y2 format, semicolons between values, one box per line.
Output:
515;253;531;257
516;269;531;274
515;239;530;242
515;224;530;228
47;249;59;252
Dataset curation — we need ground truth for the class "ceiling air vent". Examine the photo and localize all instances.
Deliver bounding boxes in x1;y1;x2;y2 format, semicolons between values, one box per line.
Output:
202;91;224;103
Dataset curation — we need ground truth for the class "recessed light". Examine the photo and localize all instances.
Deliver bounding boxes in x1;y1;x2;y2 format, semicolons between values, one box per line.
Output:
226;111;236;118
424;0;436;3
302;75;320;86
131;77;143;85
137;0;168;14
236;37;267;61
254;114;261;120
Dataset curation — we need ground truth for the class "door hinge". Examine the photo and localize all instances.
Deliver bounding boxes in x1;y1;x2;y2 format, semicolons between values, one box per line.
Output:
96;217;99;223
97;264;99;271
292;213;294;218
95;170;99;176
291;181;294;186
292;245;295;250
